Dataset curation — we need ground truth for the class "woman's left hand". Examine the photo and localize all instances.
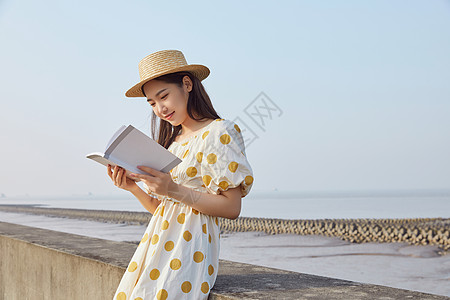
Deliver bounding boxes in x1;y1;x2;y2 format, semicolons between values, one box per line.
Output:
129;166;178;197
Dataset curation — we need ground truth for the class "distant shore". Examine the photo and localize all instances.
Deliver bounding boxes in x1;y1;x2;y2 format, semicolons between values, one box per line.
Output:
0;204;448;255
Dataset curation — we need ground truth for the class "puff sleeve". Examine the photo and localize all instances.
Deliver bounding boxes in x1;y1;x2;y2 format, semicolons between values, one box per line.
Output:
199;120;254;198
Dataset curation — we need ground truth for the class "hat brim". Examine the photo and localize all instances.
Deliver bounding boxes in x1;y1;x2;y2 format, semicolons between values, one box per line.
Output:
125;64;210;98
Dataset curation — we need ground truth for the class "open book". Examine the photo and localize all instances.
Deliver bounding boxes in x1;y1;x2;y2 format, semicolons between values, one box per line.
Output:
86;125;182;180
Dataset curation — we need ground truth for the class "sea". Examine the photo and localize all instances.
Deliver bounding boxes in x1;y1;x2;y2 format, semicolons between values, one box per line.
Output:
1;188;449;243
1;188;449;219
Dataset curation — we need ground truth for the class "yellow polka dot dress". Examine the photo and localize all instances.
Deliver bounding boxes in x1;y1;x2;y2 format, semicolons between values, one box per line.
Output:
113;118;254;300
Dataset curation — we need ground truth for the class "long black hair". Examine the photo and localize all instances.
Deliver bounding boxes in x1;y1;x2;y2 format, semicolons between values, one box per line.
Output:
142;71;221;149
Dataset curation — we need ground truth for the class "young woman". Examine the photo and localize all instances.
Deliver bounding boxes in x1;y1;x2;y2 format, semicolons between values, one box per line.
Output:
108;50;254;300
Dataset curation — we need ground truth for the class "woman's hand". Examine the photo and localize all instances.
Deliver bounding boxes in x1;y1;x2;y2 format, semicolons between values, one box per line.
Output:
129;166;178;197
107;165;138;192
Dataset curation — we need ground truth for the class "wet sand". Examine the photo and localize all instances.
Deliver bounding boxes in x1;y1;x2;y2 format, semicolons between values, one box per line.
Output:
219;231;450;297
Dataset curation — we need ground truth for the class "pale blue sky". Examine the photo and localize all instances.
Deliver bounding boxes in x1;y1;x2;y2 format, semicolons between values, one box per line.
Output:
1;0;449;197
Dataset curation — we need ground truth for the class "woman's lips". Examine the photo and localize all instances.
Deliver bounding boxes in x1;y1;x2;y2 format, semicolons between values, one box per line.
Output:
166;112;174;120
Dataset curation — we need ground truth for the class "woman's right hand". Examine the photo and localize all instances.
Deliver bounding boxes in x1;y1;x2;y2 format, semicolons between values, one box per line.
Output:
107;164;138;192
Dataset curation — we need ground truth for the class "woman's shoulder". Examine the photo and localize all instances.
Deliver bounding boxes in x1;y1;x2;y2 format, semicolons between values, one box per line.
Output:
208;118;242;136
204;118;246;153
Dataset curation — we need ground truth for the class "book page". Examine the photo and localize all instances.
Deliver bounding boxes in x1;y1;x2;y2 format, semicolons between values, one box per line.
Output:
105;125;127;150
85;152;140;181
104;125;182;174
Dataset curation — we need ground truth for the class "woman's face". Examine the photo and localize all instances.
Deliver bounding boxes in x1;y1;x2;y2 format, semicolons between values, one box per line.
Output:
142;76;192;126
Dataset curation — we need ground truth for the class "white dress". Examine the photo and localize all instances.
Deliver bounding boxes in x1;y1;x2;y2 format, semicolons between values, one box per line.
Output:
113;118;254;300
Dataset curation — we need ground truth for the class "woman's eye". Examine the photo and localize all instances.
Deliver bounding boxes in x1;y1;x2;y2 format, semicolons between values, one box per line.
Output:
162;94;168;99
150;103;155;107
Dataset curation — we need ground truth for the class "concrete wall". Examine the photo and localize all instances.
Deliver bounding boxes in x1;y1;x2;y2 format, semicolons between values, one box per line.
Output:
0;221;447;300
0;236;124;299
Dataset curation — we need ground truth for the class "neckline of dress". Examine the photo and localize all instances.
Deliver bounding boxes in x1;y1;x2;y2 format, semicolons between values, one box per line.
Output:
172;118;220;145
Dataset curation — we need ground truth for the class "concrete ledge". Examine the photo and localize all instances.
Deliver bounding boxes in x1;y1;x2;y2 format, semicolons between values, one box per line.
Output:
0;222;447;299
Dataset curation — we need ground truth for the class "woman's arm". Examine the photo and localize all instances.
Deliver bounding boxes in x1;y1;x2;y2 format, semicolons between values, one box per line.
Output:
167;183;242;220
129;185;161;215
129;166;242;219
107;165;161;215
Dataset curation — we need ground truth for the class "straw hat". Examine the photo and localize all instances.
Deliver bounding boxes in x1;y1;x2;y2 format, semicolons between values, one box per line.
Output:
125;49;210;98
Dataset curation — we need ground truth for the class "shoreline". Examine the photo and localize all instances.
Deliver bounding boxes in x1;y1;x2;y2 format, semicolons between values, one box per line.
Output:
0;204;448;255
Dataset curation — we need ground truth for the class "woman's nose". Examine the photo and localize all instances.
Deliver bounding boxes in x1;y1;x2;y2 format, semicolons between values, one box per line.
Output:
158;105;168;115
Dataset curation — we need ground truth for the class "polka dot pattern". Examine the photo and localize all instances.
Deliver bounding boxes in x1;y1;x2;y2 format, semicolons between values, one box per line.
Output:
196;152;203;163
156;289;168;300
177;213;185;224
161;220;169;230
206;153;217;164
150;268;160;280
245;175;254;185
183;230;192;241
193;251;204;263
186;166;197;177
208;264;214;276
201;282;210;294
128;261;138;272
151;234;159;245
197;119;254;197
140;233;148;244
202;175;212;186
234;124;241;133
170;258;182;270
113;119;249;300
164;241;174;251
181;281;192;293
220;133;231;144
228;161;238;173
218;181;229;190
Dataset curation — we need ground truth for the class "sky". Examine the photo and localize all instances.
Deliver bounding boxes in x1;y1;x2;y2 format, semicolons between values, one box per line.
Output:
0;0;449;197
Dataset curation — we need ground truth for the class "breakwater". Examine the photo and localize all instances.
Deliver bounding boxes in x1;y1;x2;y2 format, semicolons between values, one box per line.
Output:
220;217;450;255
0;204;448;255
